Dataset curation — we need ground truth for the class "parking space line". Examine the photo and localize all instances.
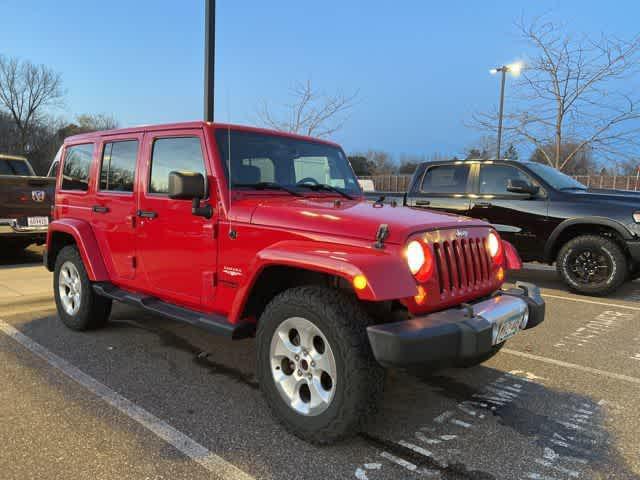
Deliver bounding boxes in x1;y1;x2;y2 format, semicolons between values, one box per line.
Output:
502;348;640;385
0;319;254;480
542;294;640;311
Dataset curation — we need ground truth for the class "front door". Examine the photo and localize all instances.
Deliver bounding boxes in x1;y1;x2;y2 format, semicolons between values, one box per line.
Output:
405;163;472;215
469;163;548;259
136;130;217;309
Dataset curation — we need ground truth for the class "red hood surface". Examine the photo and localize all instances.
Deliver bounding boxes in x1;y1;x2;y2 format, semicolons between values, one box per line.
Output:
247;197;488;244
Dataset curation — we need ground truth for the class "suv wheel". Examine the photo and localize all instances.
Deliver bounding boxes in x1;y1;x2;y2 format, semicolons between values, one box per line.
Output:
557;235;627;296
256;286;384;444
54;246;112;330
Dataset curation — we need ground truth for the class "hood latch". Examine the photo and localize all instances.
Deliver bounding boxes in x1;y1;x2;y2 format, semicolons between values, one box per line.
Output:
373;224;389;249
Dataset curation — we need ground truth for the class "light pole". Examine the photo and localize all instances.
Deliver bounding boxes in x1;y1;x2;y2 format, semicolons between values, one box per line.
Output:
204;0;216;122
490;62;522;160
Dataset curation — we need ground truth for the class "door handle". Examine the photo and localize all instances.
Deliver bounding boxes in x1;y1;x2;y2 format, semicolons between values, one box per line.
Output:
415;200;431;206
137;209;157;219
92;205;109;213
474;201;492;208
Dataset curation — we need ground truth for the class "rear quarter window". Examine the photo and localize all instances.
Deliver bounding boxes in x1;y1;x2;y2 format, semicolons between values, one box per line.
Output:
62;144;94;191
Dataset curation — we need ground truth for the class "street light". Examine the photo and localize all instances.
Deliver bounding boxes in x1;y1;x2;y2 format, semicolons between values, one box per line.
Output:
490;62;522;159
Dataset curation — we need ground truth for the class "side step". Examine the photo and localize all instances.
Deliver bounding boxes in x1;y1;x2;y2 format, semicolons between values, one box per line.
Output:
93;282;254;339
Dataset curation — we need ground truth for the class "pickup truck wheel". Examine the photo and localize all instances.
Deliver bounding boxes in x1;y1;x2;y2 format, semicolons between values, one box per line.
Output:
54;246;112;330
256;286;384;444
557;235;627;296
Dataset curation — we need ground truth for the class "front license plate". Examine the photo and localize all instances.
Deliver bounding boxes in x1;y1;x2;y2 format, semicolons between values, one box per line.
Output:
27;216;49;227
495;316;523;344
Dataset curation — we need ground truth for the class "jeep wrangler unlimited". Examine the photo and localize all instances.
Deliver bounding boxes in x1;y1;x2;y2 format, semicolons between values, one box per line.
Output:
45;122;545;443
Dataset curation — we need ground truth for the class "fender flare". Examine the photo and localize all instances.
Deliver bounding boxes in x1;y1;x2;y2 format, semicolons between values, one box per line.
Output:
46;219;109;281
229;240;418;323
544;216;632;262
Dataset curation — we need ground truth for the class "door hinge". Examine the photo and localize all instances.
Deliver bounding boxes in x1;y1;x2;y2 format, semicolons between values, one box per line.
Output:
131;256;137;269
212;222;218;239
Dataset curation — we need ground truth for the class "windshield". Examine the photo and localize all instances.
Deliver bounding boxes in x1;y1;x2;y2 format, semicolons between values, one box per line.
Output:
215;129;362;196
0;158;33;176
525;163;587;190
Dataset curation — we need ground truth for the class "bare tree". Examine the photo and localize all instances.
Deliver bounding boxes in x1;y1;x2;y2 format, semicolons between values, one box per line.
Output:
0;55;64;154
474;17;640;171
258;79;358;138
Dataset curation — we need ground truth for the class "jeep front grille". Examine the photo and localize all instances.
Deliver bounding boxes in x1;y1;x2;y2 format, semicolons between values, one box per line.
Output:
432;236;492;296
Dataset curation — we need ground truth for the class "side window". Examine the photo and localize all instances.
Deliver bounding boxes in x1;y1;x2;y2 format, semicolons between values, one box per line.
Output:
100;140;138;192
61;144;94;191
420;165;470;194
479;165;536;195
149;137;206;195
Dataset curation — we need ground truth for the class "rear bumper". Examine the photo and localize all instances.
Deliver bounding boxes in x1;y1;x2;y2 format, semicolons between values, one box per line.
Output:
0;218;48;237
367;281;545;368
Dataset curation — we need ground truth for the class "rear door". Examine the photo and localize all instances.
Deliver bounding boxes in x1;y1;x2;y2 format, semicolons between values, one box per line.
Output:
468;163;548;259
135;130;217;309
92;135;140;280
406;163;472;215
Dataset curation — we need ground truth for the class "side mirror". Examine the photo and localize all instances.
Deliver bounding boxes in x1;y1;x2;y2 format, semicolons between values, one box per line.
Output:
168;171;205;199
168;171;213;219
507;178;539;196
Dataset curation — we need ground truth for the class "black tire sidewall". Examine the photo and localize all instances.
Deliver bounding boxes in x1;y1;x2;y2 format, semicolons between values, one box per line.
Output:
54;246;110;330
256;287;382;442
557;236;627;295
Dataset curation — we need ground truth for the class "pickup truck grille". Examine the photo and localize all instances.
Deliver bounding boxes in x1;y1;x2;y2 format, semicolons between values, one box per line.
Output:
432;236;492;296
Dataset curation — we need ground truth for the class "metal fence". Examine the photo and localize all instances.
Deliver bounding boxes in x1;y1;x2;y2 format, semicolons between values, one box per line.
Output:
360;174;640;192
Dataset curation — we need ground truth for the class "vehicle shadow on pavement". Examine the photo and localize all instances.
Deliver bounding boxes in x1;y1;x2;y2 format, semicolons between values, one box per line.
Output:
0;245;44;267
7;307;639;480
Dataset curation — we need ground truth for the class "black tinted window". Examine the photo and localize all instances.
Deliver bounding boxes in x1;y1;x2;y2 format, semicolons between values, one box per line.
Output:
421;165;470;193
479;165;535;194
149;137;205;194
100;140;138;192
0;159;32;176
62;144;94;191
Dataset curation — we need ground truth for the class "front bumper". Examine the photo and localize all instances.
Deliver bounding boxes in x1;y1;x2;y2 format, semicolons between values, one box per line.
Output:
367;281;545;368
0;218;48;238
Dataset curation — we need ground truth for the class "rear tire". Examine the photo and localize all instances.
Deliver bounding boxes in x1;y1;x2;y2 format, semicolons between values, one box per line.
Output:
54;246;112;330
256;286;384;444
556;235;627;296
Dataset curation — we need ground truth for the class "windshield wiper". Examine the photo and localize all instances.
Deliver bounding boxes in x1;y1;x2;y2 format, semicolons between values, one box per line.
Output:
559;186;587;191
297;183;354;199
232;182;303;196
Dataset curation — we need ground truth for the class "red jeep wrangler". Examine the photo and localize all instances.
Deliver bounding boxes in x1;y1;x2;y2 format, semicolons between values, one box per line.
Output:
45;122;545;443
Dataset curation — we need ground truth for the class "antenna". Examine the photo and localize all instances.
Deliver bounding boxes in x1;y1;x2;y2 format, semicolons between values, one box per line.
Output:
203;0;215;122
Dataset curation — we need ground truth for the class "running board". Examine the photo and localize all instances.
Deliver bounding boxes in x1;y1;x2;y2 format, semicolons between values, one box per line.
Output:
93;282;254;339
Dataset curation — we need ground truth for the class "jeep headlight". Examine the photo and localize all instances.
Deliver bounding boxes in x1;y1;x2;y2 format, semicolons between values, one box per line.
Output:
406;240;425;275
634;212;640;223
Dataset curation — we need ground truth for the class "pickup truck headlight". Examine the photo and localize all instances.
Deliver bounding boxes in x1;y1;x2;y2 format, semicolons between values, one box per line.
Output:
633;212;640;223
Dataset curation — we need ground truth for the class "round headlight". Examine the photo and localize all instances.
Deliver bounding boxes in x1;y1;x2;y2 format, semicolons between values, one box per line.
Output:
634;212;640;223
406;240;425;275
488;232;501;257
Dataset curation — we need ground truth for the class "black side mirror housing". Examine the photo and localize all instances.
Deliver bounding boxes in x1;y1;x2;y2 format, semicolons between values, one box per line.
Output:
168;171;213;219
168;171;206;199
507;178;539;196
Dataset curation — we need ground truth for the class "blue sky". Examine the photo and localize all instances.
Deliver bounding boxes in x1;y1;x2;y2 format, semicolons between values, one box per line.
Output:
2;0;639;159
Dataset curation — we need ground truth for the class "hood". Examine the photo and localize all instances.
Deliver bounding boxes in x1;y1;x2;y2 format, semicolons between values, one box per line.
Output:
248;197;487;244
568;189;640;205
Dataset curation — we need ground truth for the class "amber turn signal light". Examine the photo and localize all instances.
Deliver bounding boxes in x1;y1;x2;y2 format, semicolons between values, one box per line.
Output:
353;274;368;290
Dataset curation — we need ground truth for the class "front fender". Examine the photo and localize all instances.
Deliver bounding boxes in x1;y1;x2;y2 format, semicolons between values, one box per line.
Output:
46;219;109;281
544;216;633;262
229;240;418;323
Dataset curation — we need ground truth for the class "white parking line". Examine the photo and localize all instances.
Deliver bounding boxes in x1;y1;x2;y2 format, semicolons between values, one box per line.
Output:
502;348;640;385
0;319;254;480
542;294;640;311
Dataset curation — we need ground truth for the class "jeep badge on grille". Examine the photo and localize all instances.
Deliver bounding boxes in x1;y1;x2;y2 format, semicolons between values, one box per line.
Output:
455;229;468;238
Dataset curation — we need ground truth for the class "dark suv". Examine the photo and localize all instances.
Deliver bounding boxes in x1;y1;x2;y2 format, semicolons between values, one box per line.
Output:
396;160;640;295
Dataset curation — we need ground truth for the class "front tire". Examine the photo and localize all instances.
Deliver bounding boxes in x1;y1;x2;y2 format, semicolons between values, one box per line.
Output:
256;286;384;444
54;246;112;330
557;235;627;296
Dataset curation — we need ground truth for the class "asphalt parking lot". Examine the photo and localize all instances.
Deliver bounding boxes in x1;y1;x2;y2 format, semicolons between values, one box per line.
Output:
0;247;639;479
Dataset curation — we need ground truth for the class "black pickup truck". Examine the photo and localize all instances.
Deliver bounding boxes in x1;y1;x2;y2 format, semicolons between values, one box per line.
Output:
365;160;640;295
0;154;55;251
